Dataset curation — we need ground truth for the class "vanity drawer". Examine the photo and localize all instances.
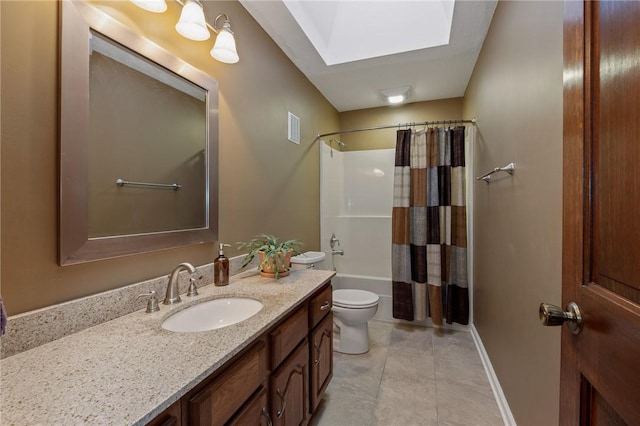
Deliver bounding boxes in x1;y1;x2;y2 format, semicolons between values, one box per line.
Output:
309;284;332;329
270;305;308;370
188;341;267;426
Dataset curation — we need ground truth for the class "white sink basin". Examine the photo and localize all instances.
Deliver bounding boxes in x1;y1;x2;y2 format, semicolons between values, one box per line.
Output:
161;297;263;332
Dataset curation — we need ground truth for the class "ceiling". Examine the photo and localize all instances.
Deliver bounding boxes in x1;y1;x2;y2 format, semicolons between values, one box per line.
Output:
239;0;498;112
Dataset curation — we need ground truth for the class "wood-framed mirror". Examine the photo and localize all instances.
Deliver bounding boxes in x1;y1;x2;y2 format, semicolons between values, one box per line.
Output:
59;1;218;265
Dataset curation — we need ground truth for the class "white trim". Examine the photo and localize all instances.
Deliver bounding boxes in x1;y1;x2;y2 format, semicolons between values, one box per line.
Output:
466;125;475;325
471;325;517;426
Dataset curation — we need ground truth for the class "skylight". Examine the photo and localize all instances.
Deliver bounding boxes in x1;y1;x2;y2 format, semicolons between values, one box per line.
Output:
283;0;455;66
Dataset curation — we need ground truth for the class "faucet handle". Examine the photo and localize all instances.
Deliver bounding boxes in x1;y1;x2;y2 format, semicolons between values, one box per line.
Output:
137;290;160;313
330;233;340;249
186;276;203;297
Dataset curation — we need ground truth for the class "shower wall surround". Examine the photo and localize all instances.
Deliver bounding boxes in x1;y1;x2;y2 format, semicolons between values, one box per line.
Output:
320;135;473;329
320;142;395;319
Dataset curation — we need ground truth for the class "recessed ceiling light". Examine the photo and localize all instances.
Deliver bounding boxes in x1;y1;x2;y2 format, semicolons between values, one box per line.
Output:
380;86;411;105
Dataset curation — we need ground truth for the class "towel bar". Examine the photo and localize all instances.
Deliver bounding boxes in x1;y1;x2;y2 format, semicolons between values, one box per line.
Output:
115;178;182;190
476;163;515;183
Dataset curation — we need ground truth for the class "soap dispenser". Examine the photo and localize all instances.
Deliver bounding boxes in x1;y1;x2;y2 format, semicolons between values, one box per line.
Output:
214;243;231;286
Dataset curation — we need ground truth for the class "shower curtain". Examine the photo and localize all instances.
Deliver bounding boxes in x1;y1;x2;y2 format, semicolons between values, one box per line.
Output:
391;126;469;325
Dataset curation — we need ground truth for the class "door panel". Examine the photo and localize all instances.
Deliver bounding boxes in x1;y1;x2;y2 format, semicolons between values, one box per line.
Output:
594;0;640;298
562;1;640;425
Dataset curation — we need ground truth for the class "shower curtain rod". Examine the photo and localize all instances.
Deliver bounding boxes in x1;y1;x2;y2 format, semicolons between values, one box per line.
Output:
315;118;476;140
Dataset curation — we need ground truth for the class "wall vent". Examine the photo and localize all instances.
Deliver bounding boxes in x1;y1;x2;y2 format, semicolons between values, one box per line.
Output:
288;112;300;144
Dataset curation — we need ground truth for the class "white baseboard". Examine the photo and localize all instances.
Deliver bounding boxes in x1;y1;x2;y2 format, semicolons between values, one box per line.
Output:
470;325;517;426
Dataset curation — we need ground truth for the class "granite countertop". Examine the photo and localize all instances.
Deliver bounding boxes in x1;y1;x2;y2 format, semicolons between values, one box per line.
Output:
0;268;335;425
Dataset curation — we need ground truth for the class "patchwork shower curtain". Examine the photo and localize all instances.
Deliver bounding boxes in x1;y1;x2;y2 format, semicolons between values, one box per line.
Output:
391;126;469;325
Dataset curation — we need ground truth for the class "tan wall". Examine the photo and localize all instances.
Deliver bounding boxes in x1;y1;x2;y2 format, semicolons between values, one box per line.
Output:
337;98;463;151
0;1;338;315
463;1;563;425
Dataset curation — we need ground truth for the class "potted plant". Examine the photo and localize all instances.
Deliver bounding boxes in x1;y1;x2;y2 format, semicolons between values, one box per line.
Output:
237;234;303;279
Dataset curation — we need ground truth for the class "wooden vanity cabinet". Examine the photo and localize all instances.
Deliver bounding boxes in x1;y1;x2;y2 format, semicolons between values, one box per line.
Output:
146;282;333;426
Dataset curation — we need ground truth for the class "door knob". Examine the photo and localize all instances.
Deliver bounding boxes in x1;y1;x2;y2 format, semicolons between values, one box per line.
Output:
539;302;583;335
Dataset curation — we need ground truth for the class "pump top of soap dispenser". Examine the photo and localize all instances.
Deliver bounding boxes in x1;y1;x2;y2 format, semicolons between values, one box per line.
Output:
218;243;231;255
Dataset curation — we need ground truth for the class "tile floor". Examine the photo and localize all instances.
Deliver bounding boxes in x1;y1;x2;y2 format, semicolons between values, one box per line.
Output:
309;320;504;426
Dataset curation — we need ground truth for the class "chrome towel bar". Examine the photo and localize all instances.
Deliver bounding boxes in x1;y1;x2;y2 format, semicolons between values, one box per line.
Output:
476;162;515;183
115;178;182;190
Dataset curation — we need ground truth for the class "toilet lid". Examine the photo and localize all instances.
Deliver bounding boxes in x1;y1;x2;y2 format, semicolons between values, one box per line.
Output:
333;289;379;308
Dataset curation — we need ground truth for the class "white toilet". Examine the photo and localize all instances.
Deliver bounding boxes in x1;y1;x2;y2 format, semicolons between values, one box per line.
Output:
332;289;380;354
290;251;327;270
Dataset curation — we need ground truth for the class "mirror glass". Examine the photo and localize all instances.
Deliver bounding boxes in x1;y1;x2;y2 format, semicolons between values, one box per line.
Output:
88;31;207;238
60;2;218;265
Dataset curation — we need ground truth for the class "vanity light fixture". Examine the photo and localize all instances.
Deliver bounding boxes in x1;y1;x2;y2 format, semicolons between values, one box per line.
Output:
130;0;167;13
175;0;210;41
209;14;239;64
131;0;240;63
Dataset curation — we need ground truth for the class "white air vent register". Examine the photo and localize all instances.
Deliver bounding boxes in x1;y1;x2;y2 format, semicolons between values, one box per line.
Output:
288;112;300;144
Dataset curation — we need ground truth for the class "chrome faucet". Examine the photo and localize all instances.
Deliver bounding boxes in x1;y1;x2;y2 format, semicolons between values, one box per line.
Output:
164;262;196;305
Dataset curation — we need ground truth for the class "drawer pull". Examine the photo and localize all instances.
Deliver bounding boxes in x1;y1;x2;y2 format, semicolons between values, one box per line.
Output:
320;301;331;311
262;408;273;426
276;389;286;418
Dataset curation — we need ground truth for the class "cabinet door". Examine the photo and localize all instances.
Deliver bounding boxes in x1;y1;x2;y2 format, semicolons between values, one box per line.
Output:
228;387;272;426
310;312;333;413
271;341;310;426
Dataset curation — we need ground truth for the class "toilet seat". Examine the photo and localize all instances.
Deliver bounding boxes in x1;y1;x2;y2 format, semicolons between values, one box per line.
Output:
333;289;379;309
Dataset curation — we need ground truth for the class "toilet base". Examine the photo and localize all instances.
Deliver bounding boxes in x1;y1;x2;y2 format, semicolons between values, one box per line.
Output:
334;321;370;354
